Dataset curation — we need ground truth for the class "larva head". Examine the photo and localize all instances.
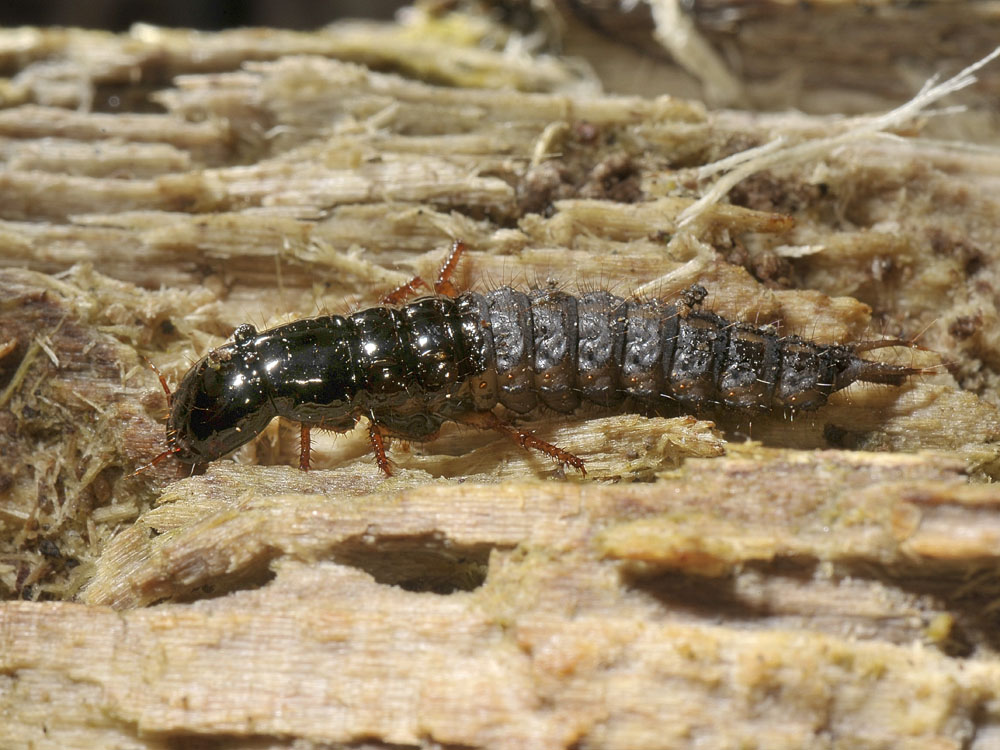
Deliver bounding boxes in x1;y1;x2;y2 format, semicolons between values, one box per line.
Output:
167;325;277;464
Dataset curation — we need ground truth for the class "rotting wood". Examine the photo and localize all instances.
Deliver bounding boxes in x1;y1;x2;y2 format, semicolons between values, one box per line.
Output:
555;0;1000;119
1;7;1000;749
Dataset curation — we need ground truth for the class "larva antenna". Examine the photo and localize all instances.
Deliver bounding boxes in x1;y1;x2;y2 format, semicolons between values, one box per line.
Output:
128;355;178;477
142;355;174;406
128;446;181;478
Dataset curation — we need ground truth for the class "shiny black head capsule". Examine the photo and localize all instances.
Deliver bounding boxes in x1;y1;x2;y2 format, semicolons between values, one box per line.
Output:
167;324;277;463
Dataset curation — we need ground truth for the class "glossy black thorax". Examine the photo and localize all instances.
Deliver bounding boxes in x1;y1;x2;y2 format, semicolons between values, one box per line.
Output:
253;316;359;428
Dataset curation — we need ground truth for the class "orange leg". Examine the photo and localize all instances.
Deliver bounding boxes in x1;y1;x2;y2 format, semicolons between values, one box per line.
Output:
457;410;586;476
368;421;393;476
128;446;180;478
142;355;174;406
432;239;467;298
298;418;365;471
299;424;312;471
381;277;430;304
380;239;468;304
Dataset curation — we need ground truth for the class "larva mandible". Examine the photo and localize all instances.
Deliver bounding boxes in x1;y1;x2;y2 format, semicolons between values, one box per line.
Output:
140;241;927;476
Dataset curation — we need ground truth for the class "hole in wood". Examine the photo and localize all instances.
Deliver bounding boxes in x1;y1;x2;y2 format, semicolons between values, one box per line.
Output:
329;534;493;594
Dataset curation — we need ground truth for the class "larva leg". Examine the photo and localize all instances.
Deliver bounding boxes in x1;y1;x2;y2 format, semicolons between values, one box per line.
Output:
432;239;467;298
380;239;468;303
142;355;174;407
457;410;586;476
368;421;393;476
381;277;430;304
128;446;180;478
299;424;311;471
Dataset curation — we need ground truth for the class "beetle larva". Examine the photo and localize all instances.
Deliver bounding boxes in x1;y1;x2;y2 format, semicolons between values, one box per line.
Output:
140;241;927;476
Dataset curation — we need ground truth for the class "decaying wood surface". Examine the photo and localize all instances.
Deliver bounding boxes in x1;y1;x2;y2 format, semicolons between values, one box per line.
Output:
2;5;1000;749
557;0;1000;120
9;455;1000;749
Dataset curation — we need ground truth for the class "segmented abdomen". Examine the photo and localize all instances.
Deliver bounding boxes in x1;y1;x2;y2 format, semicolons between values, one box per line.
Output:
393;287;853;418
332;283;920;449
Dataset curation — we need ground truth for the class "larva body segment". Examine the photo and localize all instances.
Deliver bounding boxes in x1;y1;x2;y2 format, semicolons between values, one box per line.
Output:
160;267;922;474
527;289;579;413
485;287;536;414
578;291;627;408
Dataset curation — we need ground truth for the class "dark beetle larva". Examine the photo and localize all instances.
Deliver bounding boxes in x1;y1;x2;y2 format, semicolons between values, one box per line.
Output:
142;242;926;476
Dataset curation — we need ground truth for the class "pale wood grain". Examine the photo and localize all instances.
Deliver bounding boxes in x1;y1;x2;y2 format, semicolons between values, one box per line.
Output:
1;9;1000;749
